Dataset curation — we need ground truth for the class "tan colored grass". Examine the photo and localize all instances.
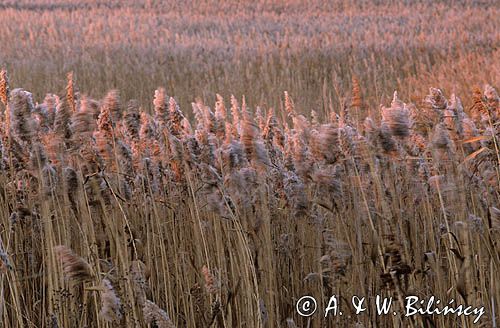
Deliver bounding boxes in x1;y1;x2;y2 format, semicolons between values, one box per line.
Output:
0;79;495;327
0;2;498;327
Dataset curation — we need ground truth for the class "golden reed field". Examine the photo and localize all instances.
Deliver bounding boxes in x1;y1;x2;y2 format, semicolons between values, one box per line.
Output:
0;0;499;327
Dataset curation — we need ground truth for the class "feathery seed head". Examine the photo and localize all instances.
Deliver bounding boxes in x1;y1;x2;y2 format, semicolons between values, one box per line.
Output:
284;91;295;117
381;91;410;137
154;87;168;124
0;69;10;107
123;100;141;141
66;71;77;113
11;88;35;144
102;90;122;123
54;245;93;283
143;300;175;328
351;76;363;109
425;87;447;112
99;279;122;322
169;97;184;136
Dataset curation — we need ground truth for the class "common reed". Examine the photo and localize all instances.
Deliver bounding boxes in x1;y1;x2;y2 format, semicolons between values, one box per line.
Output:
0;1;498;114
0;71;498;326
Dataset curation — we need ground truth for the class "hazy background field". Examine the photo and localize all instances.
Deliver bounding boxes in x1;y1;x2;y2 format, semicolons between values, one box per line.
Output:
0;1;499;328
1;0;498;115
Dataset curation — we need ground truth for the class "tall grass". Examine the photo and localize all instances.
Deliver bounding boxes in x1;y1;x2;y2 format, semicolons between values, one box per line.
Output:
0;0;498;114
0;1;499;327
0;68;498;326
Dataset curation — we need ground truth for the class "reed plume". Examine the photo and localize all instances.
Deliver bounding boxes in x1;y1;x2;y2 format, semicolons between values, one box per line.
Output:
381;91;410;138
130;260;148;306
99;279;122;322
484;84;499;118
10;88;35;145
101;90;122;125
54;97;72;141
425;87;447;113
310;123;341;163
71;96;96;141
351;75;364;122
54;245;93;283
284;91;295;117
95;96;115;165
432;123;452;150
66;71;77;113
43;94;59;126
123;100;141;138
154;87;168;127
215;94;227;139
169;96;184;137
470;86;487;123
230;95;241;137
0;69;9;107
139;111;156;141
351;76;363;109
143;300;175;328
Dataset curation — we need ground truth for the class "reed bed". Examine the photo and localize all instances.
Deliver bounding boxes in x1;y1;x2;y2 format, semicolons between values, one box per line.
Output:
0;1;499;327
0;69;498;327
0;0;499;114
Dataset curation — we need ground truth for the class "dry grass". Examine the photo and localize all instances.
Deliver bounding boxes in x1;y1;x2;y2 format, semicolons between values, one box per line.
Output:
0;1;499;327
0;0;498;114
0;68;498;327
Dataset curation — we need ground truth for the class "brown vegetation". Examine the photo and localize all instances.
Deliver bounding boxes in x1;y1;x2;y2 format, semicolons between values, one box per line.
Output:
0;0;498;113
0;1;499;327
0;67;498;326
